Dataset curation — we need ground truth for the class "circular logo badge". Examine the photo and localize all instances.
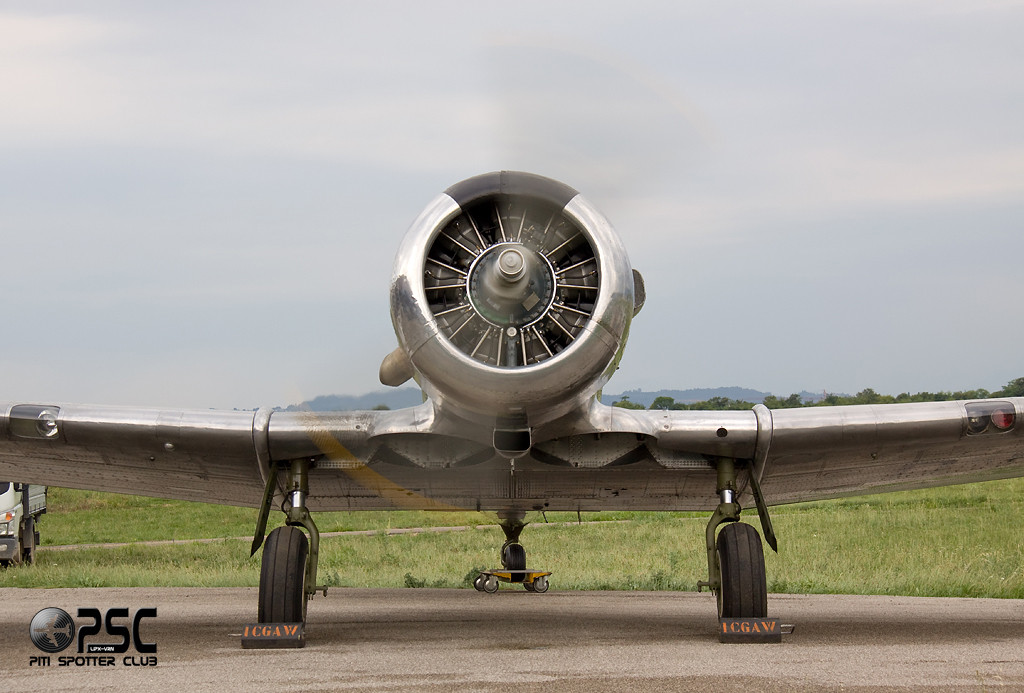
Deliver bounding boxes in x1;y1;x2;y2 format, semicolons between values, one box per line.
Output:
30;607;75;653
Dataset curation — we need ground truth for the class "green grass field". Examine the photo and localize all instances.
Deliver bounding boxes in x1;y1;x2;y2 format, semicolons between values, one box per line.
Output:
3;479;1023;598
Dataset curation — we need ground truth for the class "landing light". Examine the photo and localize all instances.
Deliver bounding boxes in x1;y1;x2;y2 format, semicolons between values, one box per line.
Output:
37;410;59;437
8;405;61;440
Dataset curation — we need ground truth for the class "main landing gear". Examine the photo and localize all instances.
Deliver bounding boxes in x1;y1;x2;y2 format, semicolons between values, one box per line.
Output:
473;512;551;593
698;457;775;618
251;459;324;624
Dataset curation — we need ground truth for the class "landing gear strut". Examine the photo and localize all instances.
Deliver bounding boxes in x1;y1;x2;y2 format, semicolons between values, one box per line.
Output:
252;459;323;623
698;458;769;618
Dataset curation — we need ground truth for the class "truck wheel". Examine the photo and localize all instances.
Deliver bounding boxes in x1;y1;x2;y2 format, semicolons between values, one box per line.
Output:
21;518;36;565
3;536;22;567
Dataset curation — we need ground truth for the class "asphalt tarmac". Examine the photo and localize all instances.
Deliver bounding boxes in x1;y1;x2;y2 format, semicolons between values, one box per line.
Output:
1;587;1022;691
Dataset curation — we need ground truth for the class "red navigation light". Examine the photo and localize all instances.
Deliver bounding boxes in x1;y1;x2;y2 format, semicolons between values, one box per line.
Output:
990;408;1015;431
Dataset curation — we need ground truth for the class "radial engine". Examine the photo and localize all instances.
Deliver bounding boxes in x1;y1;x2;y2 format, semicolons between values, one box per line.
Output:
383;171;644;432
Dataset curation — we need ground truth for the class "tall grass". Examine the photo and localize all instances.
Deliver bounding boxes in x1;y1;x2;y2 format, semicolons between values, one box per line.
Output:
4;479;1022;597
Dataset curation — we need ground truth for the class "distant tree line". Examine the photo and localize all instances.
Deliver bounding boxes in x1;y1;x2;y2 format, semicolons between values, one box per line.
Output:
612;377;1024;411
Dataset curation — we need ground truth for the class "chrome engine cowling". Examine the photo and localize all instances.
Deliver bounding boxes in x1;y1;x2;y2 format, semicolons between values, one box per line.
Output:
389;172;636;425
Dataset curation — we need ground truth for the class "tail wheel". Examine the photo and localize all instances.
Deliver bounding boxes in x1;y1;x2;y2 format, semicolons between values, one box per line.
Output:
502;543;526;571
716;522;767;618
258;526;308;623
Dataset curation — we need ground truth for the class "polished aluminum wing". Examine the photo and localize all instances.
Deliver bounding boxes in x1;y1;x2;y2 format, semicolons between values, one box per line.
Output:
1;397;1021;512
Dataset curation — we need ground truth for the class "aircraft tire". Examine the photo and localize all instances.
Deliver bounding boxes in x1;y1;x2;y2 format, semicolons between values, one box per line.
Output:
716;522;767;618
258;526;308;623
502;543;526;571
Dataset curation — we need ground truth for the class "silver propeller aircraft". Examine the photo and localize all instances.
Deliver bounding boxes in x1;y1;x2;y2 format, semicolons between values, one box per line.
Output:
2;171;1022;626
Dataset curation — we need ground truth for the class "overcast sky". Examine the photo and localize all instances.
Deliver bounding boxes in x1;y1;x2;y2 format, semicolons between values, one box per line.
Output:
2;1;1022;409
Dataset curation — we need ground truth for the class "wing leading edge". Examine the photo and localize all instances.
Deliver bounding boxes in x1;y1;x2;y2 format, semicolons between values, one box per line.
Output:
611;397;1024;506
756;398;1024;504
0;401;483;510
0;403;271;507
535;396;1024;508
1;397;1022;511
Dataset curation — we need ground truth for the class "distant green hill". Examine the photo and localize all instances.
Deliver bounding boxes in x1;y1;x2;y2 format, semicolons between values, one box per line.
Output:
599;387;825;408
282;389;423;412
282;386;825;412
281;377;1024;413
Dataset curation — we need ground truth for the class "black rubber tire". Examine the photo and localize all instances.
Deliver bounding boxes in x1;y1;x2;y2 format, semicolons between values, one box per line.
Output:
5;536;21;566
473;574;487;592
524;581;536;592
258;526;308;623
502;543;526;571
21;518;36;565
716;522;767;618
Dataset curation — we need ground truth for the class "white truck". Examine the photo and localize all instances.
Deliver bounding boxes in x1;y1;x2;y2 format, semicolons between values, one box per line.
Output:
0;482;46;566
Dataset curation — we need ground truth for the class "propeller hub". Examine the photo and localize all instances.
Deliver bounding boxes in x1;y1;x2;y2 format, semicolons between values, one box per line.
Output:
497;248;526;281
468;243;554;328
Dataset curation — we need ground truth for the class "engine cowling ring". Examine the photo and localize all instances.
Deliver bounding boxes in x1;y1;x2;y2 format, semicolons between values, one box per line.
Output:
390;172;635;423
